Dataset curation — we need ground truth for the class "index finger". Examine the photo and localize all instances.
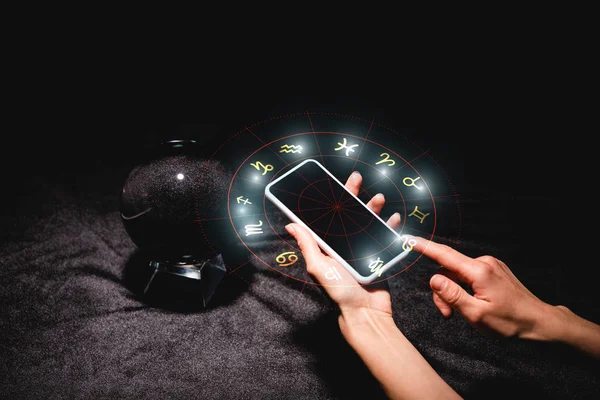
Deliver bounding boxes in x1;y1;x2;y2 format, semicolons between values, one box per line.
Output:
409;236;477;284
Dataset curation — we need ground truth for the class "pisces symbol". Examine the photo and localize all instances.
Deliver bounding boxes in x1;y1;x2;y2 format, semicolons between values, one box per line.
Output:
334;138;359;157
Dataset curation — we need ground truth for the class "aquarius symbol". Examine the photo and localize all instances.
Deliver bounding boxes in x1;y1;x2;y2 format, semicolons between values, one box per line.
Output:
368;257;385;277
376;152;396;166
399;235;417;251
250;161;274;175
244;220;264;236
402;176;422;190
279;144;302;154
334;137;359;157
408;206;430;224
276;251;299;266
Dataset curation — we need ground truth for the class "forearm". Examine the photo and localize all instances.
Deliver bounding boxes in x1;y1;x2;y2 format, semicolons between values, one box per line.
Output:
541;305;600;359
339;308;461;400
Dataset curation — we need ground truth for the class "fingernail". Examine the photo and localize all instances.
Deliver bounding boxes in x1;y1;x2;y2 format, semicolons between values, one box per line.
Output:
351;171;361;178
430;275;447;292
393;212;400;219
376;193;385;200
285;224;295;234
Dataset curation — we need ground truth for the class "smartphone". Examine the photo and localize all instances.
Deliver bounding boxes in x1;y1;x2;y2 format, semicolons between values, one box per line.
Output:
264;159;412;284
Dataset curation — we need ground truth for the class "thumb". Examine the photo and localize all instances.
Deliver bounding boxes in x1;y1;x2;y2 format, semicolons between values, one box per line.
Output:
285;223;322;267
430;274;479;319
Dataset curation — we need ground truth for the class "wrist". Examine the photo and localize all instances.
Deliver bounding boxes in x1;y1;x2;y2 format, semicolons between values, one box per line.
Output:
523;303;571;342
338;307;398;343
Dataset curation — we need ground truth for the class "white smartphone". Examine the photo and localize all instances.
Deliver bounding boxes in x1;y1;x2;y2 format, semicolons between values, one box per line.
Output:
264;159;412;284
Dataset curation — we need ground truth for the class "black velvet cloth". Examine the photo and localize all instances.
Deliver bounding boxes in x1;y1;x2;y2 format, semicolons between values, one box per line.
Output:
1;116;598;399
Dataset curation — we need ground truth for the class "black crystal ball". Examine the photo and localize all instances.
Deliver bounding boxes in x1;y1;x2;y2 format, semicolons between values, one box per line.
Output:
120;140;229;259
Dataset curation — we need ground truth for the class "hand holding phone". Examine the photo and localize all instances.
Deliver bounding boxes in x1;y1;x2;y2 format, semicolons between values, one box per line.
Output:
265;159;413;284
282;168;401;315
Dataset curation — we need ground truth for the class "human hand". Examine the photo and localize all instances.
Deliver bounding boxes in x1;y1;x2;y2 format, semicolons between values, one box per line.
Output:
413;238;559;340
285;171;402;327
286;175;464;399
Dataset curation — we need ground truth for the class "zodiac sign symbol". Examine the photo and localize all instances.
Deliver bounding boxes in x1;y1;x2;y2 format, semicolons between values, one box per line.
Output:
236;196;252;205
279;144;302;154
250;161;274;175
368;257;385;277
402;176;422;190
368;257;383;276
408;206;430;224
244;220;264;236
325;266;342;281
376;152;396;166
276;251;299;266
399;235;417;251
334;137;359;156
236;196;252;204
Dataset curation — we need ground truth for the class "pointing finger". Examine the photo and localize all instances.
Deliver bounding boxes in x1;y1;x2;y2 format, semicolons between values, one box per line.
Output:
411;236;478;285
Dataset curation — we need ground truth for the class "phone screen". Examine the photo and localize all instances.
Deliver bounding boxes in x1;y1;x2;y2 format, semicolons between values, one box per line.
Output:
267;160;407;278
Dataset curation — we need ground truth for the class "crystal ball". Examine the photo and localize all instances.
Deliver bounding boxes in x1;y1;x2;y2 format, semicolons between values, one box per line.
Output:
119;139;229;259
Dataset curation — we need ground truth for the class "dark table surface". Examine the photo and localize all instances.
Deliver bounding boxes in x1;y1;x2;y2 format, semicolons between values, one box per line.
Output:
1;100;598;399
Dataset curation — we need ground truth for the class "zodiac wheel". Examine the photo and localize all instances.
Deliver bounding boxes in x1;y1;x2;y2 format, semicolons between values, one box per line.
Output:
200;113;461;287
